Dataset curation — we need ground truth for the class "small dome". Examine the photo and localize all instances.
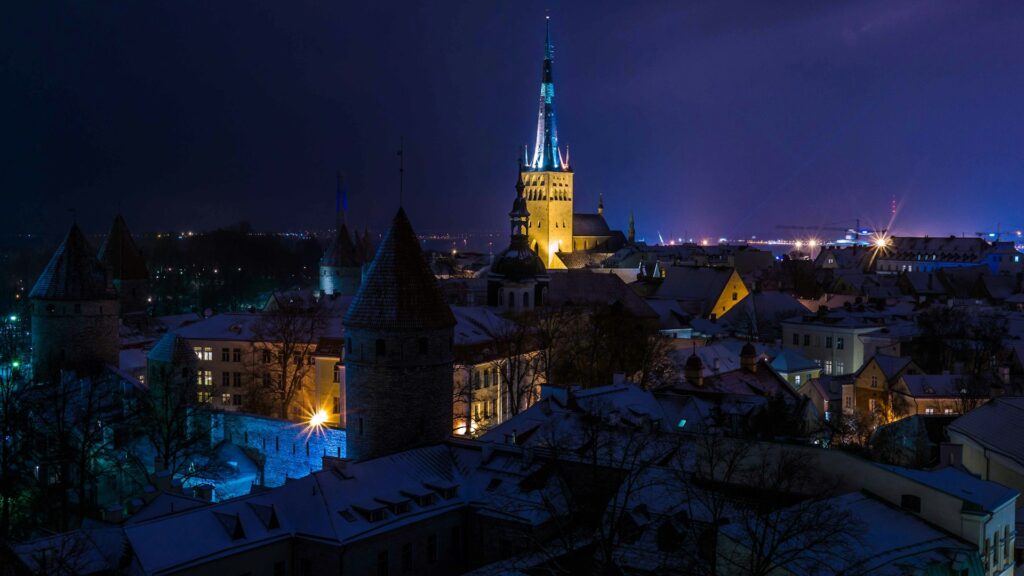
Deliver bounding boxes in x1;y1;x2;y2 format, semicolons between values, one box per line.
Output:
491;246;546;281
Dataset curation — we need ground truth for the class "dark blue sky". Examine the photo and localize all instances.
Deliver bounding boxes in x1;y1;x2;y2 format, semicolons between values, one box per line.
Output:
3;1;1023;241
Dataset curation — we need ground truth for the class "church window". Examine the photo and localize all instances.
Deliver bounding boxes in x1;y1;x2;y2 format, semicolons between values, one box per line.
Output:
375;339;386;356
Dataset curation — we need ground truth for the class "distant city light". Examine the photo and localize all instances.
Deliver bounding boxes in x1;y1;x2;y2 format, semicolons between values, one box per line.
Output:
8;315;16;322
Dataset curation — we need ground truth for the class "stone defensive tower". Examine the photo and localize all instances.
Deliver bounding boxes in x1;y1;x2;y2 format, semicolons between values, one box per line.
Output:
320;223;362;296
98;214;150;316
31;224;120;381
342;208;456;461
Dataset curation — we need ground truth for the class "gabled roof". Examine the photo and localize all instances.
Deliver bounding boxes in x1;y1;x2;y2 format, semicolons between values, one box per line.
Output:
147;332;198;366
343;208;456;330
899;374;974;398
948;397;1024;468
30;224;116;301
856;354;916;381
770;349;818;373
877;464;1018;513
572;213;611;236
98;214;148;281
547;271;658;319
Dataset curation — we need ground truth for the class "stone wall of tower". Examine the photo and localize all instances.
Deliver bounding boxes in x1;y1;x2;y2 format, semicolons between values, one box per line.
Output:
115;277;151;316
523;170;574;270
344;325;453;461
31;298;120;381
319;264;362;296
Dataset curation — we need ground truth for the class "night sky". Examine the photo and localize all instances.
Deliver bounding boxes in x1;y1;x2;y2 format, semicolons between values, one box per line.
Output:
4;1;1024;241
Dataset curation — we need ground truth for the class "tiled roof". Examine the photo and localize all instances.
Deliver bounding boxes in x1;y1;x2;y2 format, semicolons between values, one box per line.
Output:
547;271;658;319
98;214;149;281
148;333;199;365
322;224;361;267
343;209;455;330
572;213;611;236
949;397;1024;468
30;224;116;301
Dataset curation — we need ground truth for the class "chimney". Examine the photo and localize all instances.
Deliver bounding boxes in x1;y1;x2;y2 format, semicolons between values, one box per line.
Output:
684;353;703;387
740;342;757;373
194;483;215;502
102;504;124;523
938;443;964;470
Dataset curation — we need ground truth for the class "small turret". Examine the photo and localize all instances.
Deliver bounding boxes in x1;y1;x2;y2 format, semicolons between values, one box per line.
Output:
488;172;549;310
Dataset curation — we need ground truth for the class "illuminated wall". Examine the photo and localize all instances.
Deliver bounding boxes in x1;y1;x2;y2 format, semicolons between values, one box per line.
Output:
523;170;574;270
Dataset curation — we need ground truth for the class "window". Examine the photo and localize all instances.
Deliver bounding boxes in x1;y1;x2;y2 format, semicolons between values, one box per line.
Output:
523;292;530;308
375;339;386;356
871;375;878;388
900;494;921;513
943;408;953;415
427;534;438;563
262;350;272;363
195;347;213;361
825;336;833;349
792;333;799;345
803;334;811;346
731;292;738;301
845;396;852;409
233;372;242;387
232;394;242;406
924;407;935;415
233;348;241;362
836;361;844;374
198;370;213;386
483;370;490;388
333;365;342;383
220;348;229;361
824;360;832;375
836;337;844;350
198;390;212;403
332;396;341;414
222;393;231;404
869;398;877;412
222;372;230;387
794;374;801;386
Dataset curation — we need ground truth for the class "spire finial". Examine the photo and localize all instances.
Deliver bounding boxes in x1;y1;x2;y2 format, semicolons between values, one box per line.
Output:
530;15;561;172
397;137;405;208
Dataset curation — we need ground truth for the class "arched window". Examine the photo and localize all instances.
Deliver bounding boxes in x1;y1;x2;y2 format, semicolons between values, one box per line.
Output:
523;292;530;308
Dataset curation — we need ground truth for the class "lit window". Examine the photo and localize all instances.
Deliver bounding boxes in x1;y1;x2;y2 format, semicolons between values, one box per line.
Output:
221;393;231;404
824;360;833;375
794;374;801;386
836;337;844;350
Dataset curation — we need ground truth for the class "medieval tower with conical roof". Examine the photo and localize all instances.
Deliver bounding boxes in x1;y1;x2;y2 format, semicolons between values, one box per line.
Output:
342;208;456;461
98;214;150;317
30;224;120;381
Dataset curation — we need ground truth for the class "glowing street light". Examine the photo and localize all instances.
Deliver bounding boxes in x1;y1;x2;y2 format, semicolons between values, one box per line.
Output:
308;409;328;428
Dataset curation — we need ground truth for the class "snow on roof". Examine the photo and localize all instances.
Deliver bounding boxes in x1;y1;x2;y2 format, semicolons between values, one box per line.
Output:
948;397;1024;469
745;492;977;575
769;349;818;373
899;374;971;398
451;306;516;346
876;464;1018;513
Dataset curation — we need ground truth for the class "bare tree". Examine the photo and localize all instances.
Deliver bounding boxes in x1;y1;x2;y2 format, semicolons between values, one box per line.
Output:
251;294;327;420
489;316;545;419
0;371;34;538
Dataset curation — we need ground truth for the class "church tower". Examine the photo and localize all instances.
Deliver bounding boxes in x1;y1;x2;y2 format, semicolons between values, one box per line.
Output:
488;172;549;310
342;208;456;461
31;224;120;381
522;18;574;270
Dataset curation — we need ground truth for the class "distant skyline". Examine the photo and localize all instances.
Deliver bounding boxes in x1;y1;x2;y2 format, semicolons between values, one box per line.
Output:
3;1;1024;241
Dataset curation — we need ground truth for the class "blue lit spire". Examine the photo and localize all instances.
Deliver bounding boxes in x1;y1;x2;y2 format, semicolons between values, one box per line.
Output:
529;17;566;172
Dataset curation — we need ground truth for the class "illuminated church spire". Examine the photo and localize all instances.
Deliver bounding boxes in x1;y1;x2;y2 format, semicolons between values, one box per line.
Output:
530;17;565;172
